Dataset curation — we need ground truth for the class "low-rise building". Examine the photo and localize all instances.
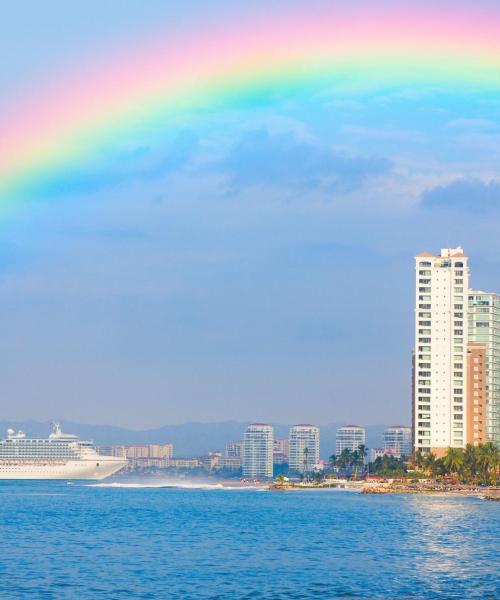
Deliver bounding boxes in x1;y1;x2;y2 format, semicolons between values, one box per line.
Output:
165;458;200;469
225;440;244;458
370;447;398;462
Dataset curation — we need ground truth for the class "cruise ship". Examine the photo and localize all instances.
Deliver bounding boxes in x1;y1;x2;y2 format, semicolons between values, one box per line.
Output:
0;423;127;480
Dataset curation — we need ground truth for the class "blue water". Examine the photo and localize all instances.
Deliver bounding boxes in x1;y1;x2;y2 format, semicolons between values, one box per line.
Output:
0;482;498;599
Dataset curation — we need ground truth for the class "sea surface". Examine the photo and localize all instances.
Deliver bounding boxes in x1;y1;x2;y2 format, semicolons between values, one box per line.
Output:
0;481;498;599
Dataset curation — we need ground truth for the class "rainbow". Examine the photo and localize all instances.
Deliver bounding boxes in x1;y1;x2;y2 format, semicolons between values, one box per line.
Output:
1;3;499;200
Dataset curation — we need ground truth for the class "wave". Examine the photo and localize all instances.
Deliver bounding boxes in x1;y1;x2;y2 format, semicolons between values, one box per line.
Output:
84;481;270;490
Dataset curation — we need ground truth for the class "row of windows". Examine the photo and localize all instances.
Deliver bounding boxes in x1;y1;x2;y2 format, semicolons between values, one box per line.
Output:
418;261;464;268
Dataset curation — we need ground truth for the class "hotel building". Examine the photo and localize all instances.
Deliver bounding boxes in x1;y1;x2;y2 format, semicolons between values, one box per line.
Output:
225;440;244;458
243;424;274;479
336;425;365;455
273;438;290;458
288;425;320;473
413;247;469;455
383;426;412;458
468;291;500;445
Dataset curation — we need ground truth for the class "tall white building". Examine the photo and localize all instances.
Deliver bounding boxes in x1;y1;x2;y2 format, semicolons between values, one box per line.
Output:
243;424;273;479
468;291;500;445
413;247;469;454
288;425;320;473
383;426;412;457
336;425;365;455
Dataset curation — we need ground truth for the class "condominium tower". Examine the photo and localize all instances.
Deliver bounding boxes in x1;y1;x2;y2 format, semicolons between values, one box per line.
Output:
336;425;365;455
243;424;273;479
468;291;500;444
288;425;320;473
413;248;469;454
383;426;412;457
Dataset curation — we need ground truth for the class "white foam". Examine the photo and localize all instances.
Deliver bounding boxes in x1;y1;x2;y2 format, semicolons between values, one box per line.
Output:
85;481;268;490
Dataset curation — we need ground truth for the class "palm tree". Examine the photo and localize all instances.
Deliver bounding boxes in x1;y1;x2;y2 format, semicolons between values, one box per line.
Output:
357;444;368;474
423;452;437;476
303;447;310;482
329;454;337;471
477;442;499;482
337;448;352;472
463;444;479;481
411;450;425;471
443;447;463;477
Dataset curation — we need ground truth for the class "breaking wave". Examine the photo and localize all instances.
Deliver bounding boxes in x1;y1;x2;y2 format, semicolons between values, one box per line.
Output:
84;481;268;490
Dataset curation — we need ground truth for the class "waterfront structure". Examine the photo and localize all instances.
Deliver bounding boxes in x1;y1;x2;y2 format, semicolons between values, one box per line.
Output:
243;424;273;479
468;291;500;445
0;424;126;480
273;437;289;465
288;425;320;473
225;440;243;458
273;438;289;457
370;447;397;462
413;247;469;455
466;343;487;445
148;444;174;459
216;456;242;470
165;458;200;469
383;426;412;458
336;425;366;455
97;443;174;470
123;444;173;460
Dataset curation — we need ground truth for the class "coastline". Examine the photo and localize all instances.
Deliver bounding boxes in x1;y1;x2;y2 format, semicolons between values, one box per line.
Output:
270;480;500;499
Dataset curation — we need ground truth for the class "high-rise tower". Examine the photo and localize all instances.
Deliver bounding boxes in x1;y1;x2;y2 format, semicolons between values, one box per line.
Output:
468;291;500;445
413;247;469;455
243;424;273;479
288;425;320;473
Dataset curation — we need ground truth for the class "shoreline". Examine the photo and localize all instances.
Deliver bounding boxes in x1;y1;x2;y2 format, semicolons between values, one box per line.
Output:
270;481;500;499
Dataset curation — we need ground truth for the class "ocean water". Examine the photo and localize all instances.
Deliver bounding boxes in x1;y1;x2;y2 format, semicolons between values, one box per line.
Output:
0;482;498;599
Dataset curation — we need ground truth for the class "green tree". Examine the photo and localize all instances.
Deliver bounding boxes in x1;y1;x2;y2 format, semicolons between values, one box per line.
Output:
423;452;442;477
357;444;368;472
477;442;499;482
443;447;463;477
411;450;425;471
337;448;352;471
463;444;479;480
302;447;310;482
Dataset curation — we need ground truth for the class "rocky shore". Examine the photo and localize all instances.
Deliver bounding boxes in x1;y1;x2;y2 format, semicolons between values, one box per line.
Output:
270;480;500;499
361;482;500;498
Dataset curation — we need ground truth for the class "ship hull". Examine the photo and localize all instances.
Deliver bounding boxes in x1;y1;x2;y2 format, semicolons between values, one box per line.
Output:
0;458;127;480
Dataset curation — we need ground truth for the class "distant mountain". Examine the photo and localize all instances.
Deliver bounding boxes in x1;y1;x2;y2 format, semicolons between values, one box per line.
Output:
0;420;391;458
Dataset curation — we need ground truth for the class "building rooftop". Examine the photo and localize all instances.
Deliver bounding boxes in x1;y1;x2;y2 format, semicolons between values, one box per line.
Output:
415;247;467;259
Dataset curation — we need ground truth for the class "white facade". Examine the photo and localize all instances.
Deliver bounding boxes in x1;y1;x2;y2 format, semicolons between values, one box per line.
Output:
335;426;365;455
243;424;273;479
273;438;289;458
468;291;500;445
383;426;412;457
288;425;320;473
414;247;469;453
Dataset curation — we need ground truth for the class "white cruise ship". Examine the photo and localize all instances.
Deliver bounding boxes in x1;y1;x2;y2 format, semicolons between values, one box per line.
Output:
0;423;127;480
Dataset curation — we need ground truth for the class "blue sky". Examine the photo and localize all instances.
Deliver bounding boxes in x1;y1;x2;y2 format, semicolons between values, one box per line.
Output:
0;1;499;428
